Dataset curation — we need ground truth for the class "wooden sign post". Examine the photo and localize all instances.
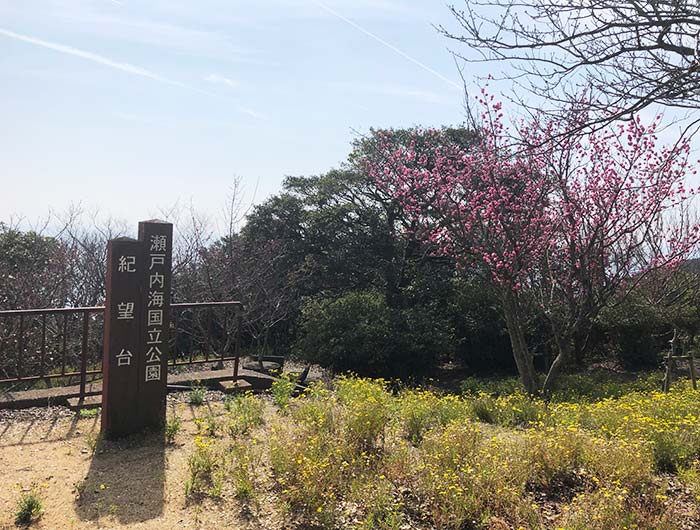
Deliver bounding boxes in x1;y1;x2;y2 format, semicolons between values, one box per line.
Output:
101;237;143;438
137;220;173;431
101;220;173;438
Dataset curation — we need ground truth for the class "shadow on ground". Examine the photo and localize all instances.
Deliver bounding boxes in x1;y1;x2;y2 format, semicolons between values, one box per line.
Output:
74;430;165;524
0;412;100;448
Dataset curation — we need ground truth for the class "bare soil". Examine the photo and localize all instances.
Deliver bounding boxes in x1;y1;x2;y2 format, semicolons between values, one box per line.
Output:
0;398;280;530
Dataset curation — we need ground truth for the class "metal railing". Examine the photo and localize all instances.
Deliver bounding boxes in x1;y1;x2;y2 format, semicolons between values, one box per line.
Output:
0;301;243;398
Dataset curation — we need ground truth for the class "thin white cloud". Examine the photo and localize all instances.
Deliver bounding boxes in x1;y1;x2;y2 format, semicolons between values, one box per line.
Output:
0;28;188;89
59;13;259;57
205;74;240;89
0;28;264;120
237;106;265;120
308;0;461;91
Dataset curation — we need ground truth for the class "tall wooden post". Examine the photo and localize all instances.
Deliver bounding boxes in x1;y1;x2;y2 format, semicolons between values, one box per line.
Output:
137;220;173;431
101;237;143;438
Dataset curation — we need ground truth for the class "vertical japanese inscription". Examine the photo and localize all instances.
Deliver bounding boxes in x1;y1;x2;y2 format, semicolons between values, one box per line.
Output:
137;220;173;430
101;237;142;438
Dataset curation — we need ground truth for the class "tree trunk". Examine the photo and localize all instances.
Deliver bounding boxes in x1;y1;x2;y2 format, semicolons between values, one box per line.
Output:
258;328;271;366
382;208;403;312
572;323;592;368
541;332;572;394
501;291;538;395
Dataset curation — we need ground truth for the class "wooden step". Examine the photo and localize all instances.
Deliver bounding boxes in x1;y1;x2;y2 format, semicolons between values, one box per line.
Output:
217;379;253;393
242;361;282;374
67;395;102;410
239;372;275;390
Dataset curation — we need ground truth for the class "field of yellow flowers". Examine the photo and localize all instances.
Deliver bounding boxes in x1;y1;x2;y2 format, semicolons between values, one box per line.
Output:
181;374;700;529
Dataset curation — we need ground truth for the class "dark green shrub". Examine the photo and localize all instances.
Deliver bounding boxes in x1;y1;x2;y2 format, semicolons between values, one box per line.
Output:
293;290;451;378
452;277;516;374
596;296;668;369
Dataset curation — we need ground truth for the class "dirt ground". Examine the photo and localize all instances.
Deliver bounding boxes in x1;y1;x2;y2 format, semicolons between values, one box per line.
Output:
0;398;280;530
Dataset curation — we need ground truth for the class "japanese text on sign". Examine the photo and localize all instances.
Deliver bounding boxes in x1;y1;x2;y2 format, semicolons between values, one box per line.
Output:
145;234;167;382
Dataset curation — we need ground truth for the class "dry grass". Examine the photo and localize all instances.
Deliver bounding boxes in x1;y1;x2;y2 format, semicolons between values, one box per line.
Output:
2;377;700;529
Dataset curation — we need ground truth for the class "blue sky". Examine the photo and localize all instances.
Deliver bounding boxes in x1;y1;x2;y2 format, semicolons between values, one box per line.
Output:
1;0;485;229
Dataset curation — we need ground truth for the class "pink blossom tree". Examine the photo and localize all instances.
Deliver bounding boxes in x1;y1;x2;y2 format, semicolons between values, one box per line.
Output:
527;104;699;391
365;92;699;394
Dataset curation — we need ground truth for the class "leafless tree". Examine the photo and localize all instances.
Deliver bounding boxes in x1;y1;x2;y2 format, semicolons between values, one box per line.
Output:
442;0;700;130
0;213;76;310
160;181;301;364
55;206;129;307
235;239;305;362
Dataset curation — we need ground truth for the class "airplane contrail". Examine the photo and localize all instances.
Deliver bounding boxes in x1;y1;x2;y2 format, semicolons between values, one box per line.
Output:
0;28;188;89
309;0;461;90
0;28;265;119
